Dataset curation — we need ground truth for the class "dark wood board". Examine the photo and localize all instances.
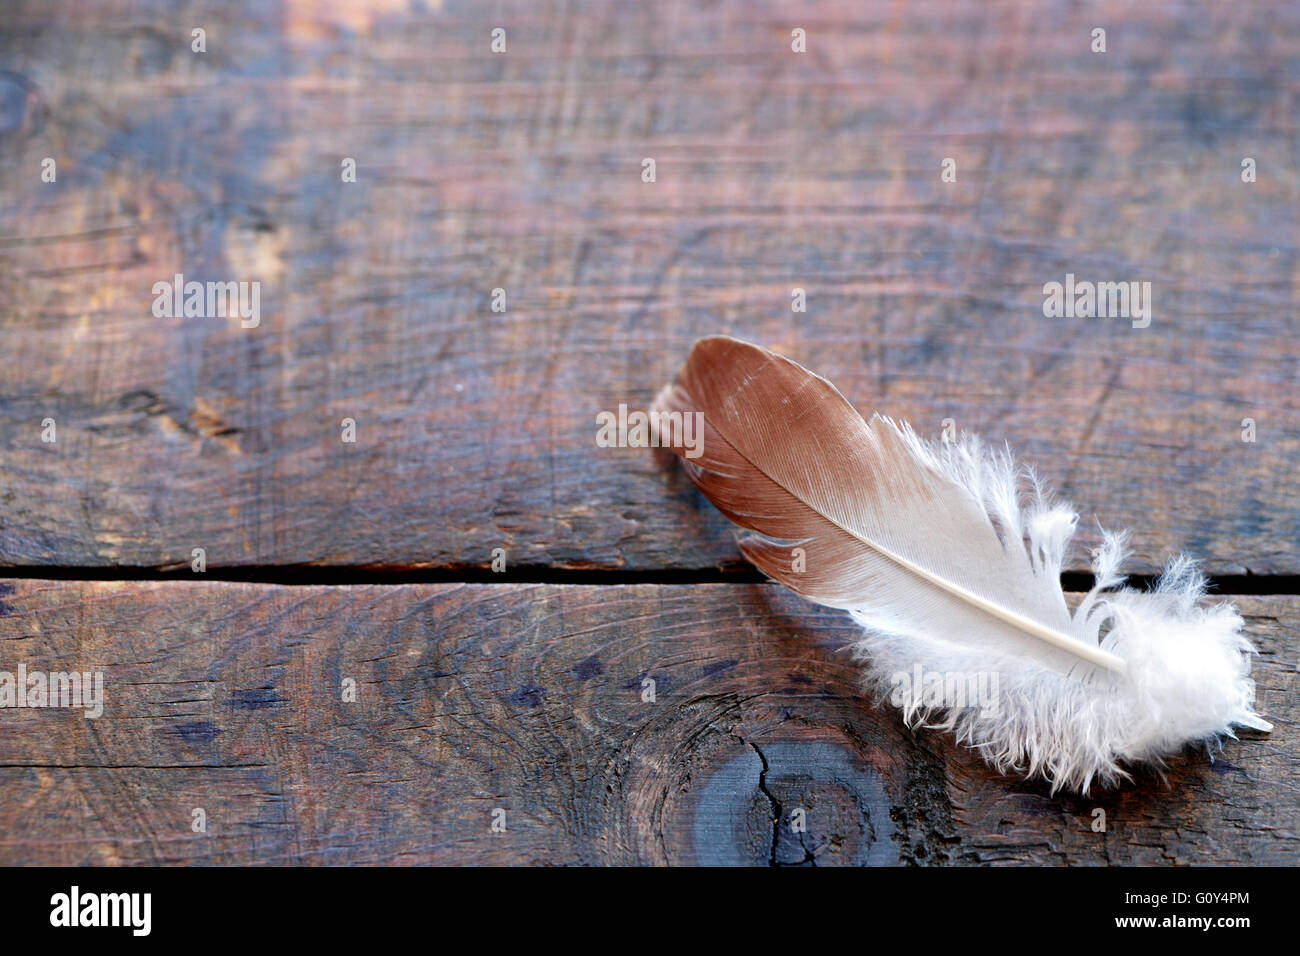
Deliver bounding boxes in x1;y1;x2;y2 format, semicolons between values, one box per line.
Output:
0;579;1293;865
0;0;1296;573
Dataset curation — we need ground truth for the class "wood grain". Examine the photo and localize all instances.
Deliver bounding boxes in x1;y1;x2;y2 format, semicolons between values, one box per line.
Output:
0;578;1292;865
0;0;1296;574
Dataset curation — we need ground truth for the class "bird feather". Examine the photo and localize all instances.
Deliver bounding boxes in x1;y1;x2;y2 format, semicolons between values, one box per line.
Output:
650;335;1271;793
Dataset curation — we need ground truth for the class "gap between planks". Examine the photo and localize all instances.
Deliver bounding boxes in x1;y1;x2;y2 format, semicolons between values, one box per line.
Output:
1;567;1299;595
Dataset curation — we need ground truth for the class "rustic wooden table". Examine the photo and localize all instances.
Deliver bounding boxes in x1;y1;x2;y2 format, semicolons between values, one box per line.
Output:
0;0;1295;865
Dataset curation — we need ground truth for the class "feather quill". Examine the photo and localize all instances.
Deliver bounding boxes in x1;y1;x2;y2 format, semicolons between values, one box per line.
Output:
650;335;1271;793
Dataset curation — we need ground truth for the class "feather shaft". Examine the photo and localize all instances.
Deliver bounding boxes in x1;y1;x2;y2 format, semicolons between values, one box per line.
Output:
830;523;1129;675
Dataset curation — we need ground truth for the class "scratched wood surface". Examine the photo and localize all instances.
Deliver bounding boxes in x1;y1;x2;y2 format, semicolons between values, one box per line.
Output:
1;0;1297;868
1;0;1297;574
0;579;1293;866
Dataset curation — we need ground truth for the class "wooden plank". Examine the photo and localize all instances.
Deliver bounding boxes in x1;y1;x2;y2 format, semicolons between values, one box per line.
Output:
1;0;1297;573
0;579;1292;865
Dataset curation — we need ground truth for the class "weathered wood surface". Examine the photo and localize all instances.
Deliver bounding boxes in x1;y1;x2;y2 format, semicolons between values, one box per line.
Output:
0;579;1293;866
1;0;1297;574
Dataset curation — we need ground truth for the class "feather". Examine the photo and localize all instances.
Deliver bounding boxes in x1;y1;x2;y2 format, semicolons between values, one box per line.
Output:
650;335;1271;793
